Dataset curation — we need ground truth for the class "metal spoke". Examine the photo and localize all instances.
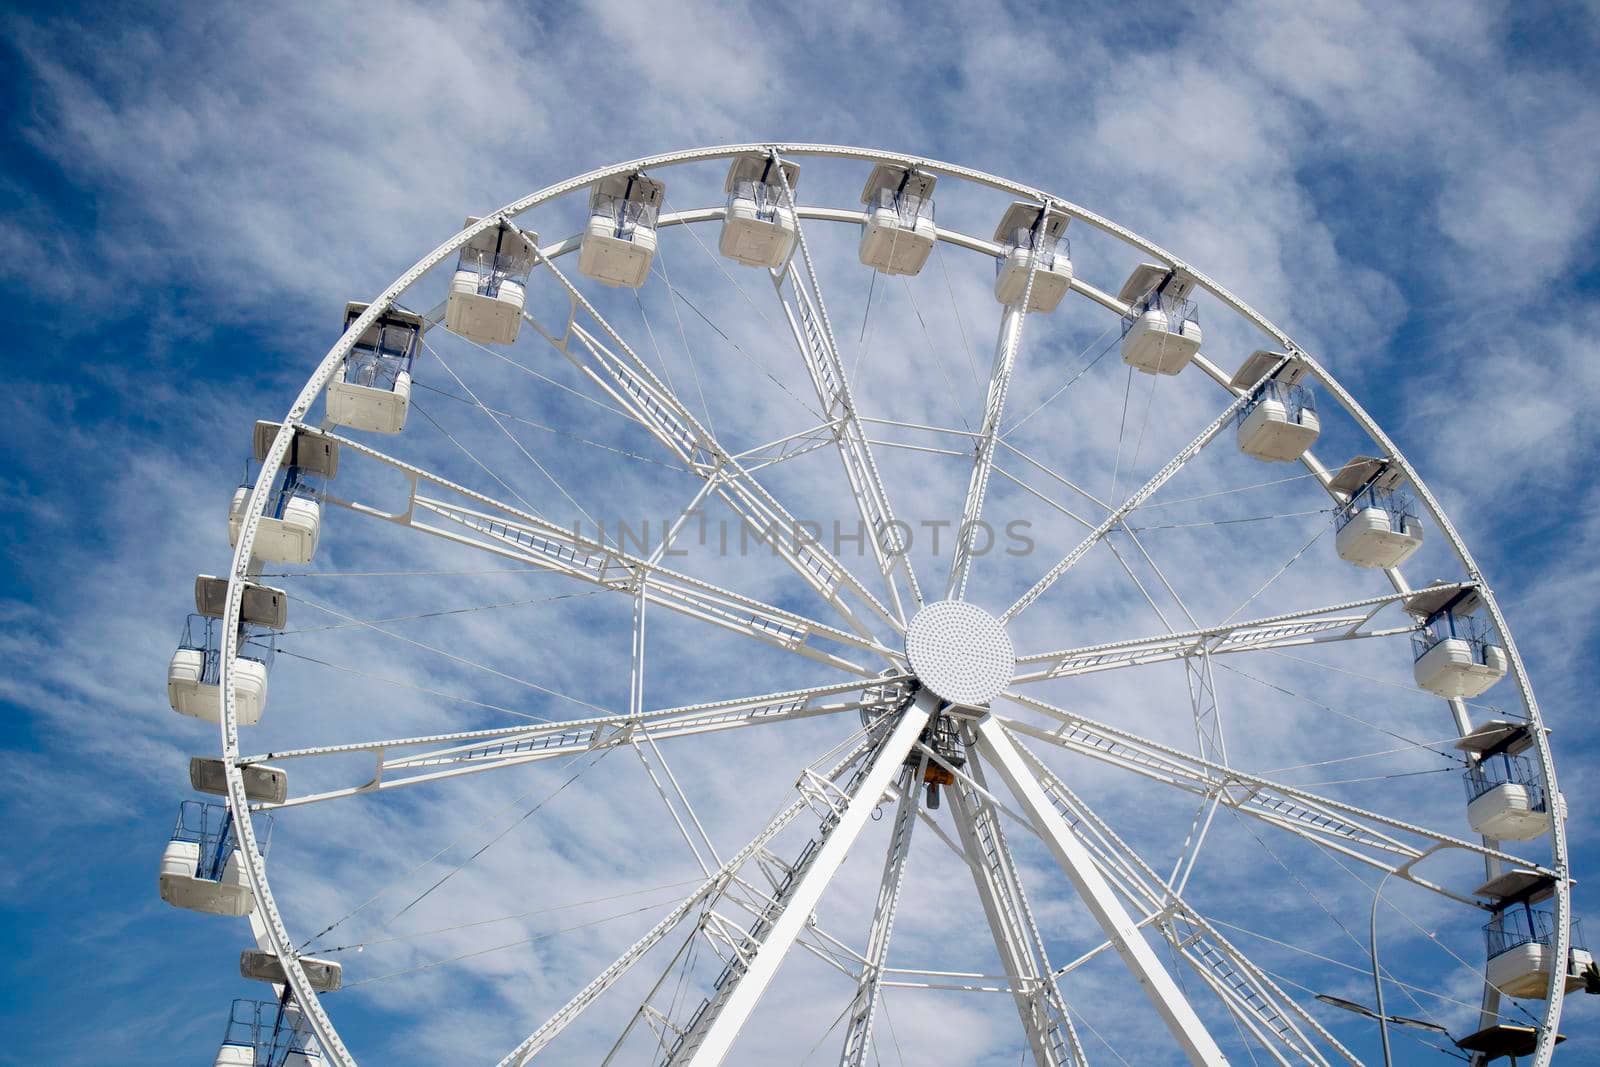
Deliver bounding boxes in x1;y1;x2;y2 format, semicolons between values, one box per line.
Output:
948;750;1088;1067
972;715;1228;1066
1010;588;1442;685
245;678;907;808
498;727;891;1066
518;242;901;640
838;761;923;1067
303;425;899;676
665;694;936;1066
1009;734;1359;1066
949;294;1030;599
1002;356;1286;623
768;154;923;619
999;692;1555;893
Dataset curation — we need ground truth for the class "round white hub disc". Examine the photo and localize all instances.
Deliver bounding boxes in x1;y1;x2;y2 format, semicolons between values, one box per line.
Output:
905;600;1015;706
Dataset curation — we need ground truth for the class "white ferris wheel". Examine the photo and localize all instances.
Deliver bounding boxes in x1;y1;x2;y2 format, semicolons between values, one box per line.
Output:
159;144;1583;1066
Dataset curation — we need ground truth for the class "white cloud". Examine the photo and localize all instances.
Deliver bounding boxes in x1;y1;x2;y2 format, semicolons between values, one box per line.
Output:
5;0;1600;1064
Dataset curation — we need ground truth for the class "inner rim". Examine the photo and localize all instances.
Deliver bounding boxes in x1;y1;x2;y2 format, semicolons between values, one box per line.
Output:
904;600;1015;707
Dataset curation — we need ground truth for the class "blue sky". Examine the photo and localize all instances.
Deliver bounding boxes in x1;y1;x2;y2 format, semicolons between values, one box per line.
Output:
3;1;1600;1064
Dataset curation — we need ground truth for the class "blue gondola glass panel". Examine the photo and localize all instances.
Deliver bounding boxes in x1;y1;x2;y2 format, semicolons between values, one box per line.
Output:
167;614;273;725
859;165;938;277
325;302;422;434
446;218;537;345
579;173;664;289
1484;911;1593;999
993;202;1072;312
1119;263;1202;375
719;154;799;269
159;800;272;917
214;998;319;1067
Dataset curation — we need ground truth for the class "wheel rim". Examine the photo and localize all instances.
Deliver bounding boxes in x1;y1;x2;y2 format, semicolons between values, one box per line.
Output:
210;143;1570;1066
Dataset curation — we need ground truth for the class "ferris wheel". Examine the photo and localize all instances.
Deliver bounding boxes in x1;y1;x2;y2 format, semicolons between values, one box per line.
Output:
157;144;1584;1066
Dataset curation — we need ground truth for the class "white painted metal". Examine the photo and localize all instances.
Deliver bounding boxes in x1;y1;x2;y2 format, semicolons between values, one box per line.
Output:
904;600;1015;706
1001;694;1556;896
1013;742;1358;1066
675;699;933;1065
948;760;1088;1067
169;648;268;725
858;164;937;275
1012;588;1428;684
769;157;922;617
228;486;319;565
499;733;883;1065
1003;361;1281;622
203;143;1570;1067
837;762;922;1066
524;246;900;638
159;838;254;916
579;172;663;288
949;294;1028;599
973;716;1229;1066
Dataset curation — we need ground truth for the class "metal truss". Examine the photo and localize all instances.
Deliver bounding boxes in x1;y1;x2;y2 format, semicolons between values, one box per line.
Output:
301;425;902;676
836;761;923;1066
240;678;904;808
769;155;923;620
209;144;1569;1067
1003;354;1287;623
1001;692;1558;895
948;748;1088;1067
521;246;900;641
1010;588;1439;684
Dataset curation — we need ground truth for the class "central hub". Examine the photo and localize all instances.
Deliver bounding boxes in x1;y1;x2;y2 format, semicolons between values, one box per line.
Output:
905;600;1015;707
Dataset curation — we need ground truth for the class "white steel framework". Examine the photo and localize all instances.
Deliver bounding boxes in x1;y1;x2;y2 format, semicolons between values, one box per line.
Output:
192;143;1572;1067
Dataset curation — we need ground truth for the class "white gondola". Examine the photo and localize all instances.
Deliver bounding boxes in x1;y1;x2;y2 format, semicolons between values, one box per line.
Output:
858;165;937;276
168;615;271;725
1230;351;1321;461
1119;263;1202;374
719;154;799;269
1465;754;1552;840
1484;909;1593;998
229;481;319;564
215;999;321;1067
992;202;1071;311
1328;456;1423;568
446;217;537;345
241;949;344;993
159;801;261;916
325;302;423;434
228;423;338;565
578;173;664;288
1406;584;1507;698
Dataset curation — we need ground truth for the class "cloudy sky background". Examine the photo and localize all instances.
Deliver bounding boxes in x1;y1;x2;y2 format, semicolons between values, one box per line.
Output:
4;1;1600;1064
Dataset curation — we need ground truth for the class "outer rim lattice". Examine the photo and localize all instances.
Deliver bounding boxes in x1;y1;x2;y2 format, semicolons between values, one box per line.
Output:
213;142;1571;1066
